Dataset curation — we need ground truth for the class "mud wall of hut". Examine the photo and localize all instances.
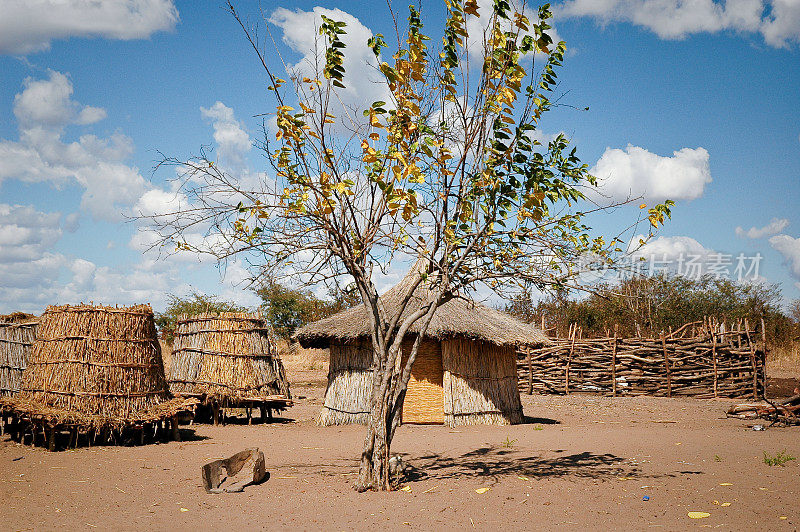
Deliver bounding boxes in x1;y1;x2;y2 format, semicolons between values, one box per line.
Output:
443;339;523;426
318;339;374;425
517;322;766;399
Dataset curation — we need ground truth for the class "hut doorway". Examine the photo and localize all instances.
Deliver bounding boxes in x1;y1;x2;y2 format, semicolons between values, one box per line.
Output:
401;340;444;424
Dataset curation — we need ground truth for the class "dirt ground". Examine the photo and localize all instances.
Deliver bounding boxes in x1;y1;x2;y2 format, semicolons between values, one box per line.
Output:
1;364;798;531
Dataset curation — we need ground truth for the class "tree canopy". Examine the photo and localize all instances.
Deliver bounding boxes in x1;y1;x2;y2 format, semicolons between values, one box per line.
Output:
155;293;249;344
144;1;672;491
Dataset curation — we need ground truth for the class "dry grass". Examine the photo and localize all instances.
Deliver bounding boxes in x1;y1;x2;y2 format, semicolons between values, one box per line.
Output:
766;342;800;378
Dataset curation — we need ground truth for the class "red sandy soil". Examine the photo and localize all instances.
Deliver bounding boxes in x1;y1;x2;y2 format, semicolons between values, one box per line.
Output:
2;377;798;531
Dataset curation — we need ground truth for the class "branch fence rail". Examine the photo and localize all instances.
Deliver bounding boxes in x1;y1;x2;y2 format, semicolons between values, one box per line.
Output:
517;318;766;399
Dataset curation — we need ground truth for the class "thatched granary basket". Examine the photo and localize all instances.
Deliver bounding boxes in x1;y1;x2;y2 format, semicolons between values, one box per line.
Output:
0;313;37;397
168;313;291;418
2;304;195;438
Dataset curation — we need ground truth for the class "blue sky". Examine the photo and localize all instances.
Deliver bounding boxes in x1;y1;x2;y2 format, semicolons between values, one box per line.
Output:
0;0;798;314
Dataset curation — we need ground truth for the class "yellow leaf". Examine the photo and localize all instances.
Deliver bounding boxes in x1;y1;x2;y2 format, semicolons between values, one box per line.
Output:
180;508;189;512
719;483;733;486
687;512;710;519
399;486;411;492
475;487;490;494
721;503;731;507
639;203;647;209
517;476;529;481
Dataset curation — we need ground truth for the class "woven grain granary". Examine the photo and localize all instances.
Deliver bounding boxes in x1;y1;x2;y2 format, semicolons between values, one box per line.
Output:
1;304;195;449
168;313;291;424
295;262;550;427
0;313;37;397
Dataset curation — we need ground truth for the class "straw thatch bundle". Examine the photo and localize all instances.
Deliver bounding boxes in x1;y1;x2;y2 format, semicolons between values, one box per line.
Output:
0;313;37;397
319;339;373;425
4;304;192;429
169;313;290;404
296;260;547;427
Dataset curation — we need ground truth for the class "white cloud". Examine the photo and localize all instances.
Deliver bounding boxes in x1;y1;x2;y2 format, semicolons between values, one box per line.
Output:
465;0;563;63
200;101;251;169
269;6;391;116
761;0;800;47
629;234;714;261
590;144;711;202
0;204;63;263
769;234;800;278
735;217;789;238
556;0;800;48
0;71;146;221
0;0;179;55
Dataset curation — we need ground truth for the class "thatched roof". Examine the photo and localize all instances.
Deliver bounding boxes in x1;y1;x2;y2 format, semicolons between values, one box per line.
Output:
0;312;37;324
169;312;291;403
294;261;550;349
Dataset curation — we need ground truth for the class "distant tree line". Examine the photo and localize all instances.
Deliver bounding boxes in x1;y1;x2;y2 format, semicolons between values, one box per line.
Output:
254;282;361;338
505;273;799;346
156;283;361;343
155;293;248;344
157;274;799;346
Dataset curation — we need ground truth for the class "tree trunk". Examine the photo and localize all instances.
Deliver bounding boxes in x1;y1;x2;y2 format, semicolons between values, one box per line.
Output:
354;394;392;491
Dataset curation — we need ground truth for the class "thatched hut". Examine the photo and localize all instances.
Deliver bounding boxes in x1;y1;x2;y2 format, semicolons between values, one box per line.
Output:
168;313;291;424
0;313;37;397
1;304;195;449
294;263;549;427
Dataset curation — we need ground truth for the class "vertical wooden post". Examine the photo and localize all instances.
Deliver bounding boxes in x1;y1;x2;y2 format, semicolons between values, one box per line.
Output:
566;325;576;395
47;426;56;451
661;333;671;398
611;326;618;397
171;416;180;442
760;318;767;398
527;346;533;395
212;402;220;426
711;332;718;398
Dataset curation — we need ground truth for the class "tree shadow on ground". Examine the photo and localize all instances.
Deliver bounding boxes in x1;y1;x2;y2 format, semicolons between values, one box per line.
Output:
402;446;642;483
521;415;560;425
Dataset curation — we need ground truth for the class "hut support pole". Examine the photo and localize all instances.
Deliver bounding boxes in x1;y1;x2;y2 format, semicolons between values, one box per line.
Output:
260;405;267;421
212;403;220;426
47;426;55;451
170;416;180;442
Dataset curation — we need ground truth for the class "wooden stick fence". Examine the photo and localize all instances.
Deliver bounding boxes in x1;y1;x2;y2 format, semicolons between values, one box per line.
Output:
517;318;766;399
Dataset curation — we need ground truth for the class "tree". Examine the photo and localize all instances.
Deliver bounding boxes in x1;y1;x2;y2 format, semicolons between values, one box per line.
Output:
508;273;788;340
256;281;360;338
144;1;672;491
156;293;249;344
